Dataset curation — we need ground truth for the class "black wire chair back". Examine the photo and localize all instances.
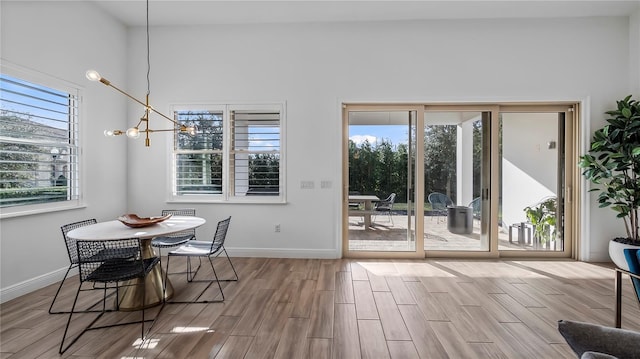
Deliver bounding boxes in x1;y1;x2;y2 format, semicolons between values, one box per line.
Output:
60;219;98;265
151;209;197;248
210;216;231;254
160;208;196;240
50;219;101;315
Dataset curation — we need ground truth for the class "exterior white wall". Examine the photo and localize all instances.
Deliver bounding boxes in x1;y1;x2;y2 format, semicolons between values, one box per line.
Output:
0;4;635;300
457;119;475;207
0;1;129;301
501;113;558;228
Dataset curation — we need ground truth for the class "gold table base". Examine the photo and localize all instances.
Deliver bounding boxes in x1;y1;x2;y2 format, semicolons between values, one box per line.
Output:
117;241;173;311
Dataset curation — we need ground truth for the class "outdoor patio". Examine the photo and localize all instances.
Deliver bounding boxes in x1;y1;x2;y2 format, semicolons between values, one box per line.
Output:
348;212;562;252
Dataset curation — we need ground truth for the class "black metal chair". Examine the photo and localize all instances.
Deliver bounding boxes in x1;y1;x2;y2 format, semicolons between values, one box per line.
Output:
50;219;98;314
52;219;140;314
163;216;238;303
59;238;162;354
151;209;197;249
373;193;396;225
151;209;200;279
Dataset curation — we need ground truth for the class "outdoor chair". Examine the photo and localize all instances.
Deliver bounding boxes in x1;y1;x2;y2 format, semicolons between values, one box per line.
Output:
469;197;481;219
348;191;362;210
163;216;238;303
428;192;453;223
59;238;162;354
373;193;396;225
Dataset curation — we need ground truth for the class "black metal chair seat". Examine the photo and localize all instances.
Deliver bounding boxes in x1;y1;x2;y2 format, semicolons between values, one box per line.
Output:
150;209;196;247
150;234;194;248
86;257;159;282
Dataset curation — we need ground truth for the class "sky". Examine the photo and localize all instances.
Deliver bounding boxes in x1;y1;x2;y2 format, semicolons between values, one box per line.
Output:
0;74;69;130
349;125;408;147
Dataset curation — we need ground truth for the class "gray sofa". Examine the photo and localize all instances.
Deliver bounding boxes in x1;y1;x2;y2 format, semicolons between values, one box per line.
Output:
558;320;640;359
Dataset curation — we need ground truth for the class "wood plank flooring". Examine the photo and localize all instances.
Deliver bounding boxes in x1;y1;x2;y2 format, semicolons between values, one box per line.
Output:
2;257;640;358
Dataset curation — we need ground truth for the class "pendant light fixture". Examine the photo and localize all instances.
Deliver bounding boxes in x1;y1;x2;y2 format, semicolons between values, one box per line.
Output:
85;0;196;147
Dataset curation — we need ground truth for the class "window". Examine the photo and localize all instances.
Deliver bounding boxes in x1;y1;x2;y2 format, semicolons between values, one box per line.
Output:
172;104;283;202
0;69;81;214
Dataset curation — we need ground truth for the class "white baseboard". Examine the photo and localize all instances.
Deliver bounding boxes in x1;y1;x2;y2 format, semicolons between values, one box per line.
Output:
587;250;611;263
1;266;68;304
225;247;339;259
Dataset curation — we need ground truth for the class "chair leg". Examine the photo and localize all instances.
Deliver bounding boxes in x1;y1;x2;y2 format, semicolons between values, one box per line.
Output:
189;256;224;303
207;256;225;301
163;255;171;302
49;265;72;314
223;248;239;282
50;266;117;314
59;284;107;354
186;257;202;282
165;255;225;304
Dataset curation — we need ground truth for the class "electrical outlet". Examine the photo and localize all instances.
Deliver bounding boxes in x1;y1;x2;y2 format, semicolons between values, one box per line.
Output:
275;224;281;232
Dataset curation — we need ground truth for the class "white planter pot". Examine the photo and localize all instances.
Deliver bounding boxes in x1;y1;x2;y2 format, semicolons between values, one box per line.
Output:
608;239;640;271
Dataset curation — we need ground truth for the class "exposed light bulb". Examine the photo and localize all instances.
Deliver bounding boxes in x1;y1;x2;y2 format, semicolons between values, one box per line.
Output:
104;130;115;137
187;125;198;137
126;127;140;139
86;70;101;82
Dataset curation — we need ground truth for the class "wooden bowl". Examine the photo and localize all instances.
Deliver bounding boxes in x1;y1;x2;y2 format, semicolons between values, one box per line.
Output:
117;213;172;228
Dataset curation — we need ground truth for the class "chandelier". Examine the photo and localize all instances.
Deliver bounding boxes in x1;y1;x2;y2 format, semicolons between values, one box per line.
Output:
85;0;196;147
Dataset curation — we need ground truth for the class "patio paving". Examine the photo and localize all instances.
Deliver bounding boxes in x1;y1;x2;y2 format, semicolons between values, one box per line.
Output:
348;213;562;252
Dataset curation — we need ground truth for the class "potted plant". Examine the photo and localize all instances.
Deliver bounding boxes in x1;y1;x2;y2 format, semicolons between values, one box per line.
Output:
524;197;557;249
579;95;640;271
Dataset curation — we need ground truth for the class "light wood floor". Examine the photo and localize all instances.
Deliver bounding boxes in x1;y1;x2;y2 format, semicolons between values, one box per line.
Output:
2;257;640;358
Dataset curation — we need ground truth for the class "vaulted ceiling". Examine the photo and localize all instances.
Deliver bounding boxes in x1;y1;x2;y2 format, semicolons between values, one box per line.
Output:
90;0;640;27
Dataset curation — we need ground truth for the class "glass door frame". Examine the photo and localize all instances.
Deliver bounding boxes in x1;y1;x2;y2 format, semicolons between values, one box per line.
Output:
423;105;499;258
342;104;425;259
342;102;579;260
497;104;577;259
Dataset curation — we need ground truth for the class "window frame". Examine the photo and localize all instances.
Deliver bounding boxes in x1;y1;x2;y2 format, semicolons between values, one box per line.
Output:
168;103;286;204
0;61;84;218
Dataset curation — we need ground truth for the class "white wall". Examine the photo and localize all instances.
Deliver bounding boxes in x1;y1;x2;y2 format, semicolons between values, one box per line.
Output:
125;17;630;262
631;9;640;94
0;4;635;301
0;1;129;301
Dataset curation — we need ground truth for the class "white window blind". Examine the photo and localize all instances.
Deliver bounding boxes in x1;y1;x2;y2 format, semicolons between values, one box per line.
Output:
231;110;281;196
172;105;283;201
0;73;80;209
174;110;224;195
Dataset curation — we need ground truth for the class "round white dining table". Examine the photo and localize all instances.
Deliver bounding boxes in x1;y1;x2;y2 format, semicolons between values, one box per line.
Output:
67;215;206;310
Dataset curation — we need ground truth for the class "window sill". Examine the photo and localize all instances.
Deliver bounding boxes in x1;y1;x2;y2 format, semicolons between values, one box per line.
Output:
0;201;86;219
167;197;287;205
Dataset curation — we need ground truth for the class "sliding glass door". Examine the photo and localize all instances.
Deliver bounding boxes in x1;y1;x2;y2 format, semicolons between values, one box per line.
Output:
498;107;575;256
423;110;490;252
342;106;422;257
343;103;577;259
